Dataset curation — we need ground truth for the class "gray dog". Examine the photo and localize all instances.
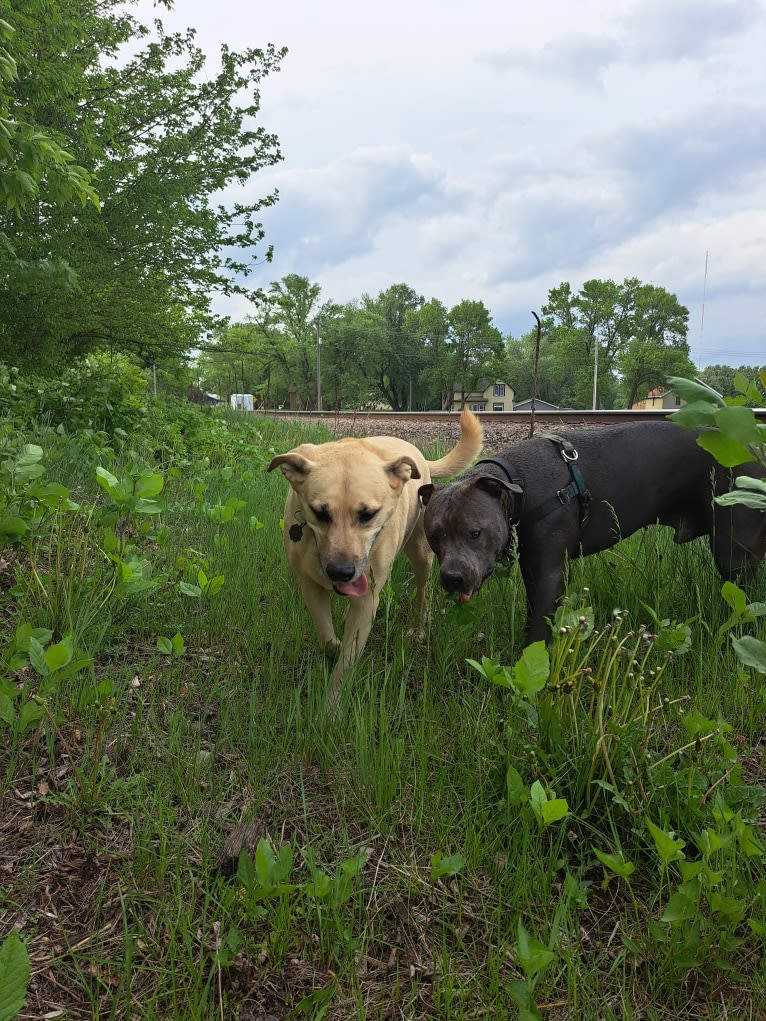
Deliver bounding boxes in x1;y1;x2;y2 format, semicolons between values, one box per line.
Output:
418;420;766;644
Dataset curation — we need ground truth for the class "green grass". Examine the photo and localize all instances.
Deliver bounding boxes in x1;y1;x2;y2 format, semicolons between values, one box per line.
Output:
1;406;765;1019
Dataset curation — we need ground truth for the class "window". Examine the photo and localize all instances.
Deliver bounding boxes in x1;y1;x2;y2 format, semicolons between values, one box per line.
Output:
470;403;484;412
493;383;505;397
493;403;504;411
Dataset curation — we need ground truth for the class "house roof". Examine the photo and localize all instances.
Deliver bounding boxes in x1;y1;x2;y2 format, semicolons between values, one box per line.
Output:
512;397;560;411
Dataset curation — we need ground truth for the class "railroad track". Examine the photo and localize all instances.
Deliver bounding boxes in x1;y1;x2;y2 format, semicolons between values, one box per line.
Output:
256;406;766;453
260;408;692;427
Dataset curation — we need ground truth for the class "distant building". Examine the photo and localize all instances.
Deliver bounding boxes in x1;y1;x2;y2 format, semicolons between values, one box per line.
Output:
187;387;223;406
230;393;254;411
631;387;683;410
452;379;515;412
512;397;560;412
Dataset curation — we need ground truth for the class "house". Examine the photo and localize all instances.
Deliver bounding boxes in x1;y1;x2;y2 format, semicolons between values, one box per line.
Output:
230;393;254;411
631;387;683;411
186;387;223;406
512;397;560;412
452;379;515;412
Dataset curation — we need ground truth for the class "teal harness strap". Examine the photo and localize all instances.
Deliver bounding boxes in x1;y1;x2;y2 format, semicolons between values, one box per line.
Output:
538;433;591;528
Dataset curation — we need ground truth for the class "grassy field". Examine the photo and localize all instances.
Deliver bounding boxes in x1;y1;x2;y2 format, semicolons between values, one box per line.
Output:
1;400;766;1020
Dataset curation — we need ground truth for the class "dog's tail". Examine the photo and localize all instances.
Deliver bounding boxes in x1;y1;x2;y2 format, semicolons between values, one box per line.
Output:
427;408;484;479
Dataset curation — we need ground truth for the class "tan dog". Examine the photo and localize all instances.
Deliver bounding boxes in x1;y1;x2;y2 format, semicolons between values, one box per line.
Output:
268;409;483;696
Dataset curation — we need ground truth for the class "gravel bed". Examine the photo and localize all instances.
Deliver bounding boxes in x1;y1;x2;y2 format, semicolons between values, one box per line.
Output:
279;414;599;455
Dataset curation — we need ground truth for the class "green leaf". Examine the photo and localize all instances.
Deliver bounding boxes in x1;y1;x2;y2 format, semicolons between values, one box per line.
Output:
709;892;746;922
134;473;164;498
667;376;725;407
467;655;513;688
0;693;15;727
255;838;276;887
697;431;756;469
430;851;466;880
16;444;44;467
541;798;569;826
512;641;549;698
95;466;119;492
508;979;543;1021
204;573;225;596
529;780;547;816
293;981;337;1015
133;498;162;515
515;919;556;981
669;400;719;429
17;700;45;733
714;404;763;448
506;763;526;806
27;636;48;677
178;581;202;598
236;849;254;890
0;930;31;1021
677;860;706;882
646;818;686;865
731;635;766;674
661;886;698;923
720;581;747;616
0;515;27;540
157;636;173;655
44;636;73;672
594;849;635;880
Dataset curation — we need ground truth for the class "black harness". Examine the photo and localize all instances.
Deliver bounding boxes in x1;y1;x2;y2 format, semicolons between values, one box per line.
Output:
476;433;591;531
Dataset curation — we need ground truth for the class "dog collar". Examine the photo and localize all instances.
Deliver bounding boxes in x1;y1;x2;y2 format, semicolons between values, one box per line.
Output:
475;456;525;524
288;512;306;542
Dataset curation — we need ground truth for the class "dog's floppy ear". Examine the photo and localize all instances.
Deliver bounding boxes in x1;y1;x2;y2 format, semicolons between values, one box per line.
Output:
267;451;316;488
418;482;441;507
474;476;523;500
385;455;421;487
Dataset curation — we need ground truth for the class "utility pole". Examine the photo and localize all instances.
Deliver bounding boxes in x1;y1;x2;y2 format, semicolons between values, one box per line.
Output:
592;336;599;410
315;320;322;412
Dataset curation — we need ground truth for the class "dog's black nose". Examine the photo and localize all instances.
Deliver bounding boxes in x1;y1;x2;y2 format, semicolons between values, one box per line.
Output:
326;560;356;583
439;568;466;593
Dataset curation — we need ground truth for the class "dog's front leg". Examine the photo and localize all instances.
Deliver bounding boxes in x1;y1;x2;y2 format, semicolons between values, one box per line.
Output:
403;528;433;642
297;575;340;654
329;591;379;698
520;553;567;646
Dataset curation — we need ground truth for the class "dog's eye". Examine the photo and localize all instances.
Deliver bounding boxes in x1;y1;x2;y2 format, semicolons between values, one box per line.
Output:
312;507;332;524
358;508;378;524
469;529;481;540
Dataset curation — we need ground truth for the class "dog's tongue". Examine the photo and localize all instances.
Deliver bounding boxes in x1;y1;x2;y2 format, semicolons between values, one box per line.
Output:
458;593;472;602
335;573;369;598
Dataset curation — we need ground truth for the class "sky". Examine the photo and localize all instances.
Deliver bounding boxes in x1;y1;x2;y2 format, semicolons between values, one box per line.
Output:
138;0;765;368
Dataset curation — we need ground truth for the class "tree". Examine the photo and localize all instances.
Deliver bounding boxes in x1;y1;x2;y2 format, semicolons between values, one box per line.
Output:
327;284;423;411
542;278;691;408
697;364;766;403
447;299;504;405
0;16;99;272
616;283;693;406
268;275;322;407
0;0;285;370
407;298;450;409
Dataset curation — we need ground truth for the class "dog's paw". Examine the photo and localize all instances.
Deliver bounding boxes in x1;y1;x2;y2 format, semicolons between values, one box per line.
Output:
321;637;341;657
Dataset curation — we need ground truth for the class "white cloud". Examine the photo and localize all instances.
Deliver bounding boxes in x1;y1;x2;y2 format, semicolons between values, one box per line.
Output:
136;0;765;367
